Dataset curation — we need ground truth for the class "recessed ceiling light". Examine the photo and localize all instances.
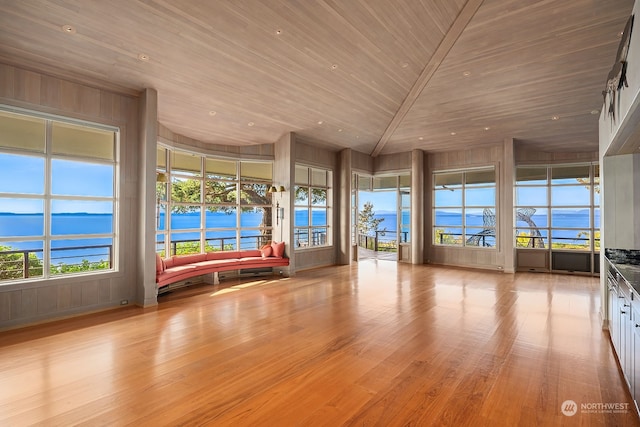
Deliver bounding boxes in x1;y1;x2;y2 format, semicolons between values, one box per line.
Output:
248;122;255;127
551;115;559;121
618;31;624;38
462;71;471;77
484;127;490;131
450;132;456;136
401;62;409;68
591;109;600;115
317;120;324;125
209;111;217;116
331;64;338;70
418;137;424;140
338;128;343;132
275;29;283;35
61;24;76;34
137;53;150;61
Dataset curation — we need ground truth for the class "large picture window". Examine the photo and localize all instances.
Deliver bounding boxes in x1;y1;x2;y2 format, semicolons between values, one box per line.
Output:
156;147;273;256
0;108;118;283
432;167;496;248
515;163;599;250
294;165;332;248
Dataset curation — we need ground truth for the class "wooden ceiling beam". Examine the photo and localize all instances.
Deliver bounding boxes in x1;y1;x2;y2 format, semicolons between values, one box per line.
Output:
370;0;485;157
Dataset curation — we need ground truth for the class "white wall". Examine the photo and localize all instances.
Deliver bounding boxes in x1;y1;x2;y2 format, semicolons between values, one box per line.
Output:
603;154;640;250
600;0;640;155
598;1;640;326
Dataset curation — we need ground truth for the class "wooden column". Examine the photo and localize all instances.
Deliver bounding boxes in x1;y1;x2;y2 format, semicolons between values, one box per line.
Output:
274;132;296;275
501;138;515;273
338;148;352;265
411;149;424;264
137;88;159;306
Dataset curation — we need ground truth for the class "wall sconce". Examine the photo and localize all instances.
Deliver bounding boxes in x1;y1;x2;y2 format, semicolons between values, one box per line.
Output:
268;185;285;194
269;184;286;225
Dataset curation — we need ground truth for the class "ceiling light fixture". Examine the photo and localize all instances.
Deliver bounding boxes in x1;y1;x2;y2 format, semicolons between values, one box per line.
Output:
418;137;424;140
338;128;343;132
137;53;150;61
61;24;76;34
248;122;255;127
209;111;217;116
484;127;490;131
591;109;600;115
450;132;456;136
275;29;283;35
401;62;409;68
551;115;559;121
317;120;323;125
331;64;338;70
462;71;471;77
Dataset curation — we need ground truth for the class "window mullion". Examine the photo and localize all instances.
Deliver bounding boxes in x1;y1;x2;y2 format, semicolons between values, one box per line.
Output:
43;120;52;279
200;157;205;253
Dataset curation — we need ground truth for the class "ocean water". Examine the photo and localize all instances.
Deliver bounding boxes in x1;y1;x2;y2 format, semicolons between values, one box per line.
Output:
0;209;598;262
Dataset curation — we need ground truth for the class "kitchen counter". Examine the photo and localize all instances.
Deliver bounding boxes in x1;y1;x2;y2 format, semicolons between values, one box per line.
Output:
611;262;640;295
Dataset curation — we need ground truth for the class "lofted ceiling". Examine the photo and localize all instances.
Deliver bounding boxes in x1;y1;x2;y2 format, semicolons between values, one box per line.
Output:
0;0;634;155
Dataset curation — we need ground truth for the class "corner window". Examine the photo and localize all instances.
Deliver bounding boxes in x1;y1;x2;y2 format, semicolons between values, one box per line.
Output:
294;165;332;248
156;147;273;256
432;167;496;248
0;108;118;283
515;163;599;250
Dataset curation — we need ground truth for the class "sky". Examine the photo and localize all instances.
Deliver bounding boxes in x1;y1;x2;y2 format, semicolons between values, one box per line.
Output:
358;190;396;213
0;154;113;214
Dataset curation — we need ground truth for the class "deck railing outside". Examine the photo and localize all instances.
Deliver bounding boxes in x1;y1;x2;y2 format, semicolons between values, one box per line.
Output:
0;244;113;280
357;230;407;252
157;233;273;256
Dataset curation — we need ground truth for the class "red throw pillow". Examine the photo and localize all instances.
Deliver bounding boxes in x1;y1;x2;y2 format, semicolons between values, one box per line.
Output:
155;253;164;273
271;241;285;258
261;246;273;258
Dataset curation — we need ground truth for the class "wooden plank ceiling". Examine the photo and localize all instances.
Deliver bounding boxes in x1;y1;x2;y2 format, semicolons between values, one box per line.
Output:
0;0;634;155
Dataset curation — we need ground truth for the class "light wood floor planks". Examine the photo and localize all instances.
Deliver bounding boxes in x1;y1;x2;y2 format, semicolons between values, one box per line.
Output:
0;261;638;426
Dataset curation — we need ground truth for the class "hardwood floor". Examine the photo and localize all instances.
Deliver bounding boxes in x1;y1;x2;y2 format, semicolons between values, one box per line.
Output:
1;261;638;426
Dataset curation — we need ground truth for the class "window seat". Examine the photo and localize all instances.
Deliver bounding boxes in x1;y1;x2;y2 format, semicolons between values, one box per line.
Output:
156;245;288;290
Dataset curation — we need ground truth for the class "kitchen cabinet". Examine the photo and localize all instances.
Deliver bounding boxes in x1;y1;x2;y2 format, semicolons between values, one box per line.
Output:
633;304;640;414
619;280;633;389
606;257;639;415
608;265;622;354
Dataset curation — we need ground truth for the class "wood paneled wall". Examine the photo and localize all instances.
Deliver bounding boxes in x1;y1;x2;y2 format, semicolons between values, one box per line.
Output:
158;124;274;160
351;149;374;174
295;141;338;169
0;63;140;330
374;151;412;173
515;145;598;164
